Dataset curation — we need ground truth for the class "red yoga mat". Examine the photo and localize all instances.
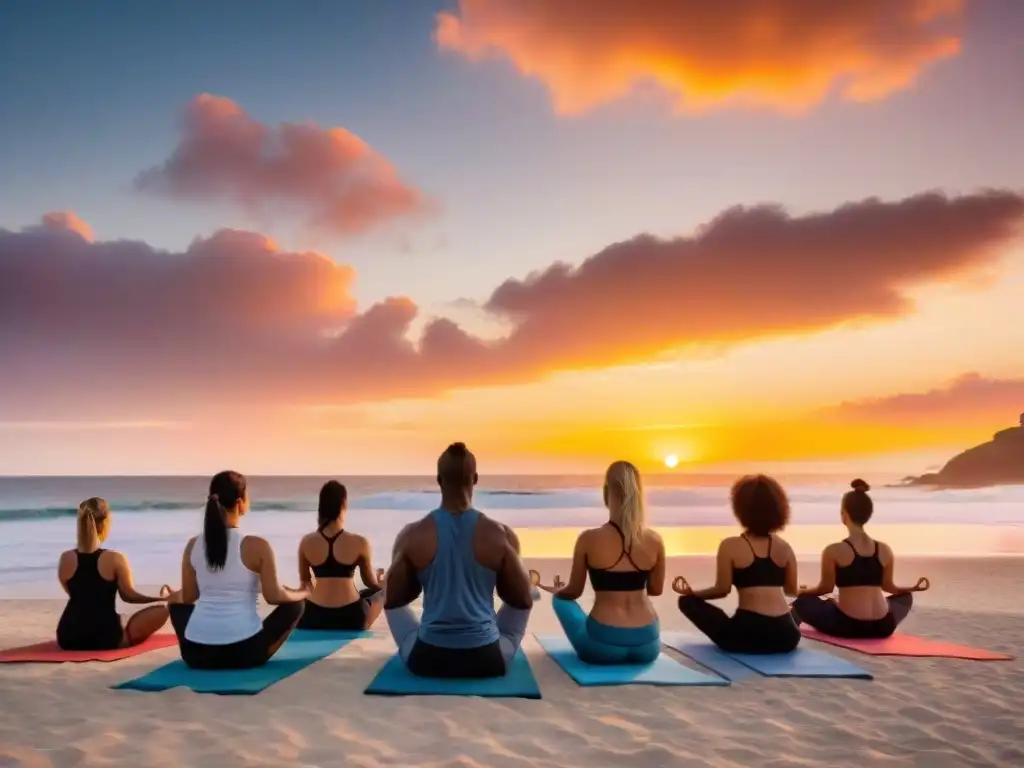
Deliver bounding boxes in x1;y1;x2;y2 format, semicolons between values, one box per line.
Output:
801;628;1012;660
0;633;177;663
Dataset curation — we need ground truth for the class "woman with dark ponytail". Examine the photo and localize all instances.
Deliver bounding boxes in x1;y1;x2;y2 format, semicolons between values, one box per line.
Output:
168;471;309;669
791;479;929;639
295;480;384;630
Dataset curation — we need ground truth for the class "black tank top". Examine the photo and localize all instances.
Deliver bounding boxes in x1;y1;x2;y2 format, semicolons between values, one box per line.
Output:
310;530;357;578
835;539;884;587
732;535;786;588
587;523;651;592
65;550;118;619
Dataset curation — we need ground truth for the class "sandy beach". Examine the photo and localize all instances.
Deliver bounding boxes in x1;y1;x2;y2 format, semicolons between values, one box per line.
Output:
1;555;1021;768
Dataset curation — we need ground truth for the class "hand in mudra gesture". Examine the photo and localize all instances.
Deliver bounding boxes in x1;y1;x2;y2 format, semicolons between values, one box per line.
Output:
671;576;693;596
529;569;564;594
913;576;930;592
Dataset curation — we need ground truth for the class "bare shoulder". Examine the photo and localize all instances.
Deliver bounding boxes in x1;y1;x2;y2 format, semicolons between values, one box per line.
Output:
875;540;894;559
642;527;664;545
242;534;270;550
58;549;77;566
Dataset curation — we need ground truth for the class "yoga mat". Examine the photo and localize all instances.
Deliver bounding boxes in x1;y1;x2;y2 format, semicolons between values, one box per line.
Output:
661;633;873;680
112;629;369;695
534;634;728;687
364;650;541;699
801;628;1013;660
0;633;177;663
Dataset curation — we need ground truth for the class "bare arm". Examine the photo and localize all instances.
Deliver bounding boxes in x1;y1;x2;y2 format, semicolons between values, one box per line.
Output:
113;552;166;604
647;533;666;597
57;550;74;596
297;536;313;588
179;538;200;605
782;545;799;598
880;544;928;595
357;537;381;590
384;522;421;609
552;534;588;601
497;528;536;610
252;538;308;605
690;540;732;600
799;547;837;597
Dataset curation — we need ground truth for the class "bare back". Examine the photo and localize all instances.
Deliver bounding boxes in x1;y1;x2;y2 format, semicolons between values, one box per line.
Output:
562;524;665;627
828;537;893;620
722;534;797;616
298;527;373;607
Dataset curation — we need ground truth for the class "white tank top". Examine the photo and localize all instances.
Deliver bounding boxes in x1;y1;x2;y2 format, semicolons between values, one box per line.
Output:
184;528;262;645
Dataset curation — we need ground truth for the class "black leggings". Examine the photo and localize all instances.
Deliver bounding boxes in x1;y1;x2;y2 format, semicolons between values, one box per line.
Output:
679;596;801;654
169;602;304;670
297;587;383;631
407;638;507;679
791;593;913;639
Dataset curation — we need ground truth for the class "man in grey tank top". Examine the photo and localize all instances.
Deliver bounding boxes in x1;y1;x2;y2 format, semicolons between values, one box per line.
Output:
384;443;535;678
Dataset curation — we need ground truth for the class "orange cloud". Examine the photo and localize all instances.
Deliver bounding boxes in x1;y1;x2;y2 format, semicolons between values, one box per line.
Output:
825;373;1024;428
1;189;1021;419
40;211;93;241
436;0;966;114
136;94;431;238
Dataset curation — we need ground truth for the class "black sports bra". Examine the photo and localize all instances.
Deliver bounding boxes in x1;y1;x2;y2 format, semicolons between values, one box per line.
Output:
586;523;651;592
310;530;357;579
732;535;786;588
835;539;884;587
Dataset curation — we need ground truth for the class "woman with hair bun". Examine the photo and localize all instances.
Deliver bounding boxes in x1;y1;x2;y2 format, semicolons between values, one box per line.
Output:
532;461;665;665
56;497;171;650
791;479;929;639
295;480;384;630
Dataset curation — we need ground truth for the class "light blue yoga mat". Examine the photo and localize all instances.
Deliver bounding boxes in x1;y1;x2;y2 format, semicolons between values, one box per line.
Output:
112;629;370;695
535;634;728;687
662;633;872;680
364;650;541;699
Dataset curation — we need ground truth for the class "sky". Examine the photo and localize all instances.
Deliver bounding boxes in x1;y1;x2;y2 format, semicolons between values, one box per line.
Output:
1;0;1024;476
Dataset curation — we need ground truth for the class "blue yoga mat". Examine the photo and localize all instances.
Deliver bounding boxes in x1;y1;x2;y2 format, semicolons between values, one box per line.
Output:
662;633;872;680
535;634;728;687
364;650;541;699
112;629;370;695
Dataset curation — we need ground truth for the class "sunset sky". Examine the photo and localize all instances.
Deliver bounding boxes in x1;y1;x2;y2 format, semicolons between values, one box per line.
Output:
2;0;1024;476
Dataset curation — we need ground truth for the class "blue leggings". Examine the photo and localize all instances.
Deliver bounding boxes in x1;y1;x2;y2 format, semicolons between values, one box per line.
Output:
552;597;660;665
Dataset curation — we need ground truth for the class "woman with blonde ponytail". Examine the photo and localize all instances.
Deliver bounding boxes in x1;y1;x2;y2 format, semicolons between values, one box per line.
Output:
532;461;665;664
57;498;171;650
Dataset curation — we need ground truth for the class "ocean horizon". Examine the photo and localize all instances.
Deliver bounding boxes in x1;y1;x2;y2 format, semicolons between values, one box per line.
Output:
2;474;1023;598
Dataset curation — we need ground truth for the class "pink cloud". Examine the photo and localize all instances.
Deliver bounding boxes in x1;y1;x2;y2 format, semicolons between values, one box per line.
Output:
1;189;1022;419
135;94;432;238
826;373;1024;427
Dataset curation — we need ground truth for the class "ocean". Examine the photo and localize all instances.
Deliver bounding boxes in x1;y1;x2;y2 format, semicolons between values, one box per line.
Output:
2;475;1023;598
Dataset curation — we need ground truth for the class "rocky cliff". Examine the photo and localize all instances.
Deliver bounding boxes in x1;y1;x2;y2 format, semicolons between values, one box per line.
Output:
908;426;1024;488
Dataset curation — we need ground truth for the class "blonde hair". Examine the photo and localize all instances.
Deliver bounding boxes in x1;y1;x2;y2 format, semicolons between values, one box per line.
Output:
76;497;110;551
606;461;645;551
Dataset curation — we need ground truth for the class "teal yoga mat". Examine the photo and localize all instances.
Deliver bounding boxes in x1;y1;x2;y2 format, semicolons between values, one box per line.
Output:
535;634;728;687
661;633;872;680
364;650;541;698
112;629;370;695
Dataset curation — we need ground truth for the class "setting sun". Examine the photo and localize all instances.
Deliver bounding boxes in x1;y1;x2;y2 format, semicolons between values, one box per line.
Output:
664;454;679;468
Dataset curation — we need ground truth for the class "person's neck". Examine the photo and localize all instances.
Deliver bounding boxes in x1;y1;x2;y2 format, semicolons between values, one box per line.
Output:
77;542;101;553
224;513;242;529
440;492;472;514
320;518;343;534
846;524;867;539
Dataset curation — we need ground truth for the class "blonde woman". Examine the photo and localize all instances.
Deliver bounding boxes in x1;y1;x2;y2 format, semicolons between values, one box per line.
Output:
56;498;171;650
533;461;665;664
